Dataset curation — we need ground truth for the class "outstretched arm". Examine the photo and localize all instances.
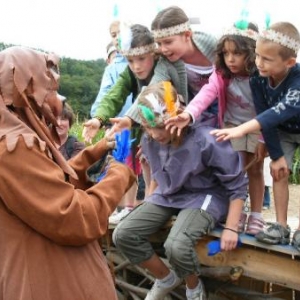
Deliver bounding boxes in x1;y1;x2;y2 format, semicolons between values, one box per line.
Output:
210;119;261;142
109;116;133;134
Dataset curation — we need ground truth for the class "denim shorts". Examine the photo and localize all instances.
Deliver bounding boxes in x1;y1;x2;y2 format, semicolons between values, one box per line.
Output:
278;130;300;170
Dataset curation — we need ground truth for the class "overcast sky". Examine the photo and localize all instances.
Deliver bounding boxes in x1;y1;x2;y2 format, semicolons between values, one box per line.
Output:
0;0;299;61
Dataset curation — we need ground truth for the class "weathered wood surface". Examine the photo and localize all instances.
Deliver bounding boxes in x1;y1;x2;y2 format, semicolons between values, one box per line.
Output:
196;234;300;291
107;223;300;294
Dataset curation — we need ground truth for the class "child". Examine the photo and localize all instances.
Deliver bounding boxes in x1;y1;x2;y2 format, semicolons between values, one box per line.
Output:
165;22;265;235
210;22;300;251
56;102;85;160
83;23;188;222
113;81;248;300
118;6;218;129
90;20;132;119
84;23;188;141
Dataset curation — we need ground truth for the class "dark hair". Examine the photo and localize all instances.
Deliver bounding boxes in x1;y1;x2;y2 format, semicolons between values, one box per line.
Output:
151;6;189;31
61;103;75;127
215;22;258;78
130;24;154;48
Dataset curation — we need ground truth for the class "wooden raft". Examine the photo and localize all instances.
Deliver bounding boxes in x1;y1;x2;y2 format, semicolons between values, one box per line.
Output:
106;222;300;299
196;228;300;291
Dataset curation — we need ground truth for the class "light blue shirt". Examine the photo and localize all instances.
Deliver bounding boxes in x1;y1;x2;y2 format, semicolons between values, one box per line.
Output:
90;53;133;117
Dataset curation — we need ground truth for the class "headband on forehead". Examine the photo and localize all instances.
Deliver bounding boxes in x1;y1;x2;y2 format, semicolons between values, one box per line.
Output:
259;29;300;54
222;27;258;41
152;21;190;39
122;43;156;57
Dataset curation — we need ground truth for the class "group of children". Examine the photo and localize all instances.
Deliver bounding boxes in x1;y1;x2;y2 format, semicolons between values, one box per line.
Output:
81;5;300;300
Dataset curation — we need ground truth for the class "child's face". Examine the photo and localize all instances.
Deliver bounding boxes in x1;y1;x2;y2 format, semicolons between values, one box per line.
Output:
144;125;172;144
127;53;155;80
155;32;190;62
110;24;120;48
223;40;248;76
255;39;294;82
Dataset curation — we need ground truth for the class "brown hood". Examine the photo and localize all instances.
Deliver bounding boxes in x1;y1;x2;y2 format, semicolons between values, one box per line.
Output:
0;46;77;179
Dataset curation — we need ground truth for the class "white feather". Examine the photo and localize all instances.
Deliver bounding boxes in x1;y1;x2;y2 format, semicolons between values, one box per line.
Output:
145;93;165;115
120;21;132;51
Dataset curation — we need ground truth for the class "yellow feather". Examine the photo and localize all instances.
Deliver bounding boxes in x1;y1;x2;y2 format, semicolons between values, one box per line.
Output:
163;81;176;117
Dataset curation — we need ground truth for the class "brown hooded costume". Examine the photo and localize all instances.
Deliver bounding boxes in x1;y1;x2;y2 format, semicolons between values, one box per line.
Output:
0;47;136;300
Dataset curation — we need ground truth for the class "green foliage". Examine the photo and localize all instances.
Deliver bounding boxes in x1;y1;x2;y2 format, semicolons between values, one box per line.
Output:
59;57;106;121
290;148;300;184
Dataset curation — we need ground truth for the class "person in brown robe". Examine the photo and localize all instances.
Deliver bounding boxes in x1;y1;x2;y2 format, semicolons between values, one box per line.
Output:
0;46;136;300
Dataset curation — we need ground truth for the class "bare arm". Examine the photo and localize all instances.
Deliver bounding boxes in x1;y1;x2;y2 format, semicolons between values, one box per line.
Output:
210;119;261;142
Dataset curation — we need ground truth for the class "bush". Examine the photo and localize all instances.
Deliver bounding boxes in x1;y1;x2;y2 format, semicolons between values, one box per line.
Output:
290;148;300;184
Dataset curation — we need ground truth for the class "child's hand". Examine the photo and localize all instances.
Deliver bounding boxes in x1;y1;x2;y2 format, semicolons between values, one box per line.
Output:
165;112;191;136
220;228;240;252
82;118;101;143
210;127;244;142
109;116;132;134
270;156;289;181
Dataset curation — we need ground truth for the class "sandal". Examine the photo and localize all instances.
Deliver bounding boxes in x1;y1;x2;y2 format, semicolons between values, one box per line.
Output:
245;215;265;236
292;230;300;252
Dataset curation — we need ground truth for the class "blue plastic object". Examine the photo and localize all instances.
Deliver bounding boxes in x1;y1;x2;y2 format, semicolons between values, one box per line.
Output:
207;238;242;256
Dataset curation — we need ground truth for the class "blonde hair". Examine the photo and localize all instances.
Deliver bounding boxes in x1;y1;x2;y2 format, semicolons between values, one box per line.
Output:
138;81;179;128
138;82;185;146
261;22;300;59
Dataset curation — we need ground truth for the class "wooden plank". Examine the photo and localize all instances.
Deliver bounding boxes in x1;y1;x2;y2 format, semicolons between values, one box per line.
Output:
196;236;300;291
210;227;300;257
108;220;300;291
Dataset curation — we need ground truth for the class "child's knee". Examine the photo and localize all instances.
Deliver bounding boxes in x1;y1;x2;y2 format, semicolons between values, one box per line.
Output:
112;225;127;248
164;237;189;263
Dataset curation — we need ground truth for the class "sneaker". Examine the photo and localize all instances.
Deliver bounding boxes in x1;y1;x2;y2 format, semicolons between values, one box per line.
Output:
292;230;300;252
238;213;247;233
245;215;265;236
110;208;118;216
186;282;207;300
255;222;291;245
262;206;270;210
109;207;132;224
145;273;182;300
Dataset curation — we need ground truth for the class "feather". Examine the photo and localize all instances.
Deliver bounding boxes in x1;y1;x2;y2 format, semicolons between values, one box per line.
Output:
234;9;249;30
112;129;133;163
96;129;134;182
163;81;176;117
113;3;119;18
145;93;164;115
265;12;271;29
119;22;132;52
138;104;156;127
